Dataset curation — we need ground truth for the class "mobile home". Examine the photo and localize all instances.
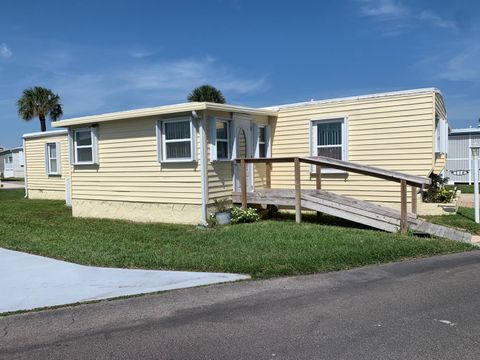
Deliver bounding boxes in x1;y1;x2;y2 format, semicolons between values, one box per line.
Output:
445;128;480;184
24;88;448;224
0;147;24;179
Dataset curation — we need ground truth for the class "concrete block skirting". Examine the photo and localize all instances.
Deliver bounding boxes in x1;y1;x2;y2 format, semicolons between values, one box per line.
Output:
72;199;203;224
28;189;66;200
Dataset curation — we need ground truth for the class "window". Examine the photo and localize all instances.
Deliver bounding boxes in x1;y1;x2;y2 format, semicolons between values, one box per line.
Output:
73;128;97;165
45;142;60;175
5;156;12;164
258;126;267;158
158;118;196;162
312;119;346;160
311;118;347;172
216;120;230;160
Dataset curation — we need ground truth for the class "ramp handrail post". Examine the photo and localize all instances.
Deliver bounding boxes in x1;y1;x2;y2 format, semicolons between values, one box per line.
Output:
241;159;247;210
400;180;407;233
316;165;322;190
411;186;417;215
294;157;302;223
266;162;272;189
315;164;321;220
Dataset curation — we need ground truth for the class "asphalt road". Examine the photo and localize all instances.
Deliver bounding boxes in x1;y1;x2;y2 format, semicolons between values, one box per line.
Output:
2;251;480;360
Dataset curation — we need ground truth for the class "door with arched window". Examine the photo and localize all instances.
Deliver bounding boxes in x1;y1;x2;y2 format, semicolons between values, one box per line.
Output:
233;119;253;192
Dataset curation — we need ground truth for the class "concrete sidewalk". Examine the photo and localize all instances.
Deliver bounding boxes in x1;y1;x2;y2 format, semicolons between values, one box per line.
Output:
0;181;25;189
0;248;249;313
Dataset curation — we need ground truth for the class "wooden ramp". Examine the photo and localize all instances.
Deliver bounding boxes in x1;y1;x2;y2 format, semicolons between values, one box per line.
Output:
232;189;471;243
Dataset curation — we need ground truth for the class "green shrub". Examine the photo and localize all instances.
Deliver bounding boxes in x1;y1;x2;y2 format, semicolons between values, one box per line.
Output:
231;206;260;224
423;173;454;203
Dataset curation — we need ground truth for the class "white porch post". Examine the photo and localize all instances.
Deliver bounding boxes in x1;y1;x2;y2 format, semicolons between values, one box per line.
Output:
471;146;480;223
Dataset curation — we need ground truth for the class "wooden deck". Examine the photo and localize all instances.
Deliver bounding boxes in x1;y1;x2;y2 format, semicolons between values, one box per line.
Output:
232;189;471;243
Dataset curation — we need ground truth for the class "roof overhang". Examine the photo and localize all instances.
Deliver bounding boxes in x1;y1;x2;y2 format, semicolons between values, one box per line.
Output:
51;102;278;128
23;129;68;139
264;87;442;111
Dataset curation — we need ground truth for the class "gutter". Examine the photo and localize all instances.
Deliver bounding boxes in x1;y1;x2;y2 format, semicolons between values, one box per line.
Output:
197;111;209;225
23;137;28;198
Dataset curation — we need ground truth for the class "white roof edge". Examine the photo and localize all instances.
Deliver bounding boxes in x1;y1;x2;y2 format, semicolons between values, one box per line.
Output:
23;129;68;139
51;102;277;128
0;146;23;153
263;88;442;111
450;128;480;134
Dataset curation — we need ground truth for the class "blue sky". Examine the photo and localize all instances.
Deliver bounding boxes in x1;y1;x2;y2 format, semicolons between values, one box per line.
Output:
1;0;479;147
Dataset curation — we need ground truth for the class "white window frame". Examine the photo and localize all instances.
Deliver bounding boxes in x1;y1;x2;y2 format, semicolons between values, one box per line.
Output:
310;117;348;173
72;127;98;165
45;142;60;175
258;125;267;158
215;119;231;160
157;117;197;163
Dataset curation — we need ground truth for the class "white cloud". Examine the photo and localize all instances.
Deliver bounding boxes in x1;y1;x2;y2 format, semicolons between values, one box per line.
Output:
39;56;268;116
419;10;457;30
357;0;408;20
436;45;480;82
356;0;457;32
0;43;12;58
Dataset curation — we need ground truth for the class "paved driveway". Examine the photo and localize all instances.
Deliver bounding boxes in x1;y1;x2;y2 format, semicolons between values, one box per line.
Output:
0;248;248;313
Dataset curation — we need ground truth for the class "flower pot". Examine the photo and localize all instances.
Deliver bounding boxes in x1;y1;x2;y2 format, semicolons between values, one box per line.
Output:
215;211;231;225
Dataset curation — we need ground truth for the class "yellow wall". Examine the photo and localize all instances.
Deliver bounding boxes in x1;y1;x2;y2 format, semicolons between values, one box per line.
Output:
270;91;440;206
25;134;70;200
70;115;202;206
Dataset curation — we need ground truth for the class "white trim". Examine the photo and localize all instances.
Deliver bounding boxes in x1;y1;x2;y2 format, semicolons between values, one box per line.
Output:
264;88;442;111
215;119;231;161
256;125;269;158
199;112;208;226
23;138;28;198
22;129;68;139
45;142;61;175
51;102;276;128
310;116;348;173
159;117;197;163
72;127;97;165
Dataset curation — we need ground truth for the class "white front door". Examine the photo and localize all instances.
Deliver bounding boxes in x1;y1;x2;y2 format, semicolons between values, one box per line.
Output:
233;117;253;192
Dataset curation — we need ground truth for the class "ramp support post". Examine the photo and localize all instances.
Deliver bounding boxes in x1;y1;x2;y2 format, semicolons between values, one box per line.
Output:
266;162;272;189
294;157;302;223
400;180;407;233
411;186;417;215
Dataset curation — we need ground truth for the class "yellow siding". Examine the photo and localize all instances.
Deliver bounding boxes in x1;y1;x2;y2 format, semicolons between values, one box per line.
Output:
25;134;70;200
71;115;202;205
271;92;437;206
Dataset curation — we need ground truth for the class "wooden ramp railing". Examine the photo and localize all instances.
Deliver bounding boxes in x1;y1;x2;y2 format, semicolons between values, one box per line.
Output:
236;156;431;233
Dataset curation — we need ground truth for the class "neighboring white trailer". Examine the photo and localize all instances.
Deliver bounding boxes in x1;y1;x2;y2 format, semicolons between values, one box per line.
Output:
446;128;480;184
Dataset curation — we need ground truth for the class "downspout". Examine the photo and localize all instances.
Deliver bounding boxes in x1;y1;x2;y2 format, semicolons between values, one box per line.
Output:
197;110;208;225
22;137;28;198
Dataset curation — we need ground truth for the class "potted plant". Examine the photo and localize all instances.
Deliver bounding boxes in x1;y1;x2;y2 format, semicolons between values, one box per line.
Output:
213;198;231;225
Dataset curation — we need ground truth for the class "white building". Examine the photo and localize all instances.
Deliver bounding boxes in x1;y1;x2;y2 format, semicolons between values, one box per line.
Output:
0;147;25;179
446;128;480;184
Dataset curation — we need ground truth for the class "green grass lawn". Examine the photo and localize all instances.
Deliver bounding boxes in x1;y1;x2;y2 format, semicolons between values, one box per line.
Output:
0;189;474;279
446;184;474;193
425;207;480;235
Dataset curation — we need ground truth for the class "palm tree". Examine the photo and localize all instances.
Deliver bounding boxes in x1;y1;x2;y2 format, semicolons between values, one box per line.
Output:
187;85;226;103
17;87;63;132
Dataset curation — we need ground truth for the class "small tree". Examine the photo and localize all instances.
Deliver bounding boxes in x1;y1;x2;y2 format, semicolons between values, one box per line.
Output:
187;85;226;103
17;86;63;132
